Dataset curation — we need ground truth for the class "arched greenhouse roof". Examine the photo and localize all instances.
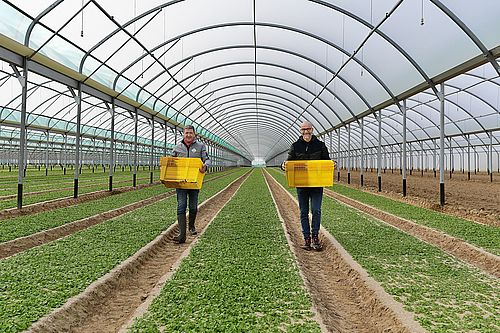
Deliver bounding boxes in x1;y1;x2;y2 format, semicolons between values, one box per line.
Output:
0;0;499;162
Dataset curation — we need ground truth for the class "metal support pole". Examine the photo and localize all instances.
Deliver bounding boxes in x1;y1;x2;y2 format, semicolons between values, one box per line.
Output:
329;131;334;181
420;141;424;176
467;134;471;180
164;123;167;157
460;147;464;174
439;83;445;206
133;109;138;187
360;118;364;187
15;60;28;209
150;117;154;184
73;84;82;199
92;138;96;173
45;131;49;176
409;143;412;175
449;137;453;179
329;131;333;159
391;146;394;173
347;123;351;184
489;131;493;182
474;148;477;174
377;111;382;192
401;101;407;197
337;128;341;181
433;139;437;177
63;134;67;175
109;100;115;191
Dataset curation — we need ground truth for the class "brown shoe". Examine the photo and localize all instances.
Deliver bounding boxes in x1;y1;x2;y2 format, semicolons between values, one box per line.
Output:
311;235;322;251
301;237;311;250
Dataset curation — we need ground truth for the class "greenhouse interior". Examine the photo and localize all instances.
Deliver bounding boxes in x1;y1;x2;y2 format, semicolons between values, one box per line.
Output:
0;1;498;332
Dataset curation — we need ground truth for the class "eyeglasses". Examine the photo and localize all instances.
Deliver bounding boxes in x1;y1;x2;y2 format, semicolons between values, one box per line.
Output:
299;128;313;133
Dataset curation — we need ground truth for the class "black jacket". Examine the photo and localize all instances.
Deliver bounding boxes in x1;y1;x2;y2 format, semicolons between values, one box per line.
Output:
287;135;330;161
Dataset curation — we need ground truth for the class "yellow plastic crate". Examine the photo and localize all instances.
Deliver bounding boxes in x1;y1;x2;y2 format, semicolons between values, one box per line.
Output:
160;157;205;189
285;160;334;187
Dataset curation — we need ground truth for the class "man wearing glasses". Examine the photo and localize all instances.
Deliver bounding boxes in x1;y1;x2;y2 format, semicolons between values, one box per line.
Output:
282;121;331;251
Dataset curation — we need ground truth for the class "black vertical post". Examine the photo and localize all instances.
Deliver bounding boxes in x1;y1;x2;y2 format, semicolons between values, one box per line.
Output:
73;83;82;199
15;59;28;209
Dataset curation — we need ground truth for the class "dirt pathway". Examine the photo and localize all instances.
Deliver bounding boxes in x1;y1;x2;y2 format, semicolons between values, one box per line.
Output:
264;171;425;333
0;172;237;259
324;189;500;278
337;169;499;226
28;171;251;333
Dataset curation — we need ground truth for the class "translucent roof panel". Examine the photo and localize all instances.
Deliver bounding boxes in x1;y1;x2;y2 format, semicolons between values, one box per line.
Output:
0;1;499;161
379;0;482;78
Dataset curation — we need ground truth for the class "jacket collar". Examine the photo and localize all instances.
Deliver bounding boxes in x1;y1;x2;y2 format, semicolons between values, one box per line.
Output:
299;135;317;143
182;138;197;148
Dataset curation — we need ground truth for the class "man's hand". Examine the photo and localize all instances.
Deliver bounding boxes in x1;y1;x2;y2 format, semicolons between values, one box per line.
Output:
200;164;207;173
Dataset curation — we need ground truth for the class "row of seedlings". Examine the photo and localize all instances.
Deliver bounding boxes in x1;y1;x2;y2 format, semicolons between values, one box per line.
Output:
0;167;159;198
268;169;499;333
129;170;322;332
0;169;238;244
330;184;499;255
0;169;246;332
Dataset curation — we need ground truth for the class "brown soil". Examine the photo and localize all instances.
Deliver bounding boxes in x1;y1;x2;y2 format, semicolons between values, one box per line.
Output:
324;189;500;278
0;171;237;259
28;171;250;333
337;169;500;226
264;171;425;333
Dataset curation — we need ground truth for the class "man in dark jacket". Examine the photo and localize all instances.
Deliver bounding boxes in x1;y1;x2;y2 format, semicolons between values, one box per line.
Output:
172;125;211;243
282;121;330;250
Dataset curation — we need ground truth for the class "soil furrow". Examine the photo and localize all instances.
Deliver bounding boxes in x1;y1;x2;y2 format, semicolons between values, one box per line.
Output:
264;171;425;333
27;171;251;333
325;189;500;278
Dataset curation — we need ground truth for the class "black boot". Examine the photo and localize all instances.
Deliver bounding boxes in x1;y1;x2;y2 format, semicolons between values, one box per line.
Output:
174;214;187;243
188;212;198;235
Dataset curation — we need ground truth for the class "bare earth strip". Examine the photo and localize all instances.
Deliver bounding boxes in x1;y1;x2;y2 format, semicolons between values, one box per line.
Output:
0;172;235;259
263;172;328;333
27;171;250;333
264;171;426;333
337;169;499;227
324;189;500;278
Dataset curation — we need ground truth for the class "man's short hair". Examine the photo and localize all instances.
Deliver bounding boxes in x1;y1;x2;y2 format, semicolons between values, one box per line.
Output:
184;125;195;133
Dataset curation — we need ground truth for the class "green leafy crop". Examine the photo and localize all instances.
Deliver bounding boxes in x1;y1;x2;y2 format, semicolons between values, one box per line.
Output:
129;170;320;333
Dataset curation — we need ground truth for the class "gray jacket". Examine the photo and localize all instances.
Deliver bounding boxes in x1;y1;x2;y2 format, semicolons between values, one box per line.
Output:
172;139;211;167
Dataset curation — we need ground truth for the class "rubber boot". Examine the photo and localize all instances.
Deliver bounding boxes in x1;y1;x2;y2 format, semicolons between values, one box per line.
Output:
174;214;187;243
188;212;198;235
